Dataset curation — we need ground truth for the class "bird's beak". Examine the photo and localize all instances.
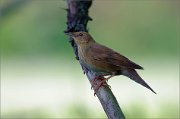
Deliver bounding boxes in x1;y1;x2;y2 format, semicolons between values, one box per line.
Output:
66;32;74;37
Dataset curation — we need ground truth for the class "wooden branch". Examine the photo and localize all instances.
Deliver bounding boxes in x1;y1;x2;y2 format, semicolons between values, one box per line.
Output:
65;0;125;119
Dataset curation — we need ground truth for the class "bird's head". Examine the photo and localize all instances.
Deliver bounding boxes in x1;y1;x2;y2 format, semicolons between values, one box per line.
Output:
67;32;95;45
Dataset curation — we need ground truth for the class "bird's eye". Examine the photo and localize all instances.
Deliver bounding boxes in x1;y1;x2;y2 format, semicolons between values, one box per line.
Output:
79;33;83;36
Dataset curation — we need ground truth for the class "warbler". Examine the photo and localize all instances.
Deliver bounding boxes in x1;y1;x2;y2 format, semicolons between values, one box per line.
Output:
67;31;156;94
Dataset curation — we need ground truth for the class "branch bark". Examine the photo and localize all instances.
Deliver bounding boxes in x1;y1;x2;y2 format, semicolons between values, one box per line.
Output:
65;1;125;119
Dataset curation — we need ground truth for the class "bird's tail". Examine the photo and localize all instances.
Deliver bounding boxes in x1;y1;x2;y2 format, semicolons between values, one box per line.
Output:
123;69;156;94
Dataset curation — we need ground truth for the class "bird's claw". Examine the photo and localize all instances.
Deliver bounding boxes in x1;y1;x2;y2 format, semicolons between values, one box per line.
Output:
93;79;111;96
91;75;111;96
91;75;103;89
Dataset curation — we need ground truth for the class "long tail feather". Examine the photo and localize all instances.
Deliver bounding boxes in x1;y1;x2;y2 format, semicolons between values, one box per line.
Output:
123;69;156;94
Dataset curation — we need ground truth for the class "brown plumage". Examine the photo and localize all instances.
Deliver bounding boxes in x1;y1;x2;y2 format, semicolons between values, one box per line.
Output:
68;31;156;94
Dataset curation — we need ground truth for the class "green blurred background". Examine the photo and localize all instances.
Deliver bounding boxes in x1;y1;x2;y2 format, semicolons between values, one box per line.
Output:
0;0;179;118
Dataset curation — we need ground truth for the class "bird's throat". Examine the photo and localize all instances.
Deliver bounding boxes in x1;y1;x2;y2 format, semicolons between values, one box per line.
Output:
78;46;86;62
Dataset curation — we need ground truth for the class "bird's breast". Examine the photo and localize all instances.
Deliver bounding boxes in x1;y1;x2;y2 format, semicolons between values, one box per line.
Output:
78;46;87;62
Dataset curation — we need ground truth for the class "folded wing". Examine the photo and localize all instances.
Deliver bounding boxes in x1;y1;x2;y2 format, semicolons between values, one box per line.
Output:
90;43;143;70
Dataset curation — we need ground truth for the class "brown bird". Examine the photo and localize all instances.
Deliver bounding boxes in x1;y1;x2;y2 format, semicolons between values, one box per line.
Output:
68;31;156;94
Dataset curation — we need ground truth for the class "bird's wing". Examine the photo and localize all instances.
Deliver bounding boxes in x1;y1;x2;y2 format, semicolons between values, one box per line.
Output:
89;43;143;70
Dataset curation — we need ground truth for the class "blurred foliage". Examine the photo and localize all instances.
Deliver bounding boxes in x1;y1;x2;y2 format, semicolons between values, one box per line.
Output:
1;0;70;57
0;0;179;58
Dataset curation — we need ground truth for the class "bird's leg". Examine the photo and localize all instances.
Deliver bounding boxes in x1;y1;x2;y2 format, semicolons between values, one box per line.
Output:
91;75;105;89
106;72;116;82
96;74;115;89
92;74;115;96
106;74;115;82
91;74;108;89
93;77;109;96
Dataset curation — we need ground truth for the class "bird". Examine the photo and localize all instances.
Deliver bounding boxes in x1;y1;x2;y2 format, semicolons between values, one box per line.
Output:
67;31;156;94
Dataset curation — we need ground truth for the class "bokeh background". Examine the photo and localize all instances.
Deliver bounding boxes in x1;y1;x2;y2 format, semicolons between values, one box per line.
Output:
1;0;179;118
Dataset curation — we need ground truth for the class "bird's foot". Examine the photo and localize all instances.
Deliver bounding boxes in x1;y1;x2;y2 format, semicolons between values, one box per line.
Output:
93;78;111;96
91;75;111;96
91;75;104;89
